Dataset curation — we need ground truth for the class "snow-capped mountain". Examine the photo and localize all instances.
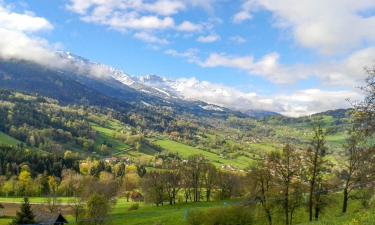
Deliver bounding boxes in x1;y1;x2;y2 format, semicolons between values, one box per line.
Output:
54;52;280;117
57;51;137;87
0;51;251;119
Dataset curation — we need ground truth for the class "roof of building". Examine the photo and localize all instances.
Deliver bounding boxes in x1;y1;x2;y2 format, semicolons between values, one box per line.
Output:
34;212;68;224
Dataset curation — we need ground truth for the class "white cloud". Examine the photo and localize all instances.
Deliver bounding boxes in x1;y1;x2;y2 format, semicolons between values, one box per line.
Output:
147;76;360;117
316;47;375;86
274;89;361;117
166;47;375;87
83;14;175;31
234;0;375;54
196;34;220;43
143;0;186;16
198;52;309;84
176;21;202;32
0;6;53;32
0;3;63;67
66;0;211;44
134;32;169;45
230;35;247;44
164;48;200;63
233;0;254;24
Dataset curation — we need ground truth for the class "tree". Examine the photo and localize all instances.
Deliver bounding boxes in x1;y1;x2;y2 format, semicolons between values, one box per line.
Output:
186;155;206;202
85;193;111;225
136;165;146;178
48;176;58;195
340;125;374;213
18;168;32;196
202;163;217;202
306;122;329;221
248;159;275;225
353;66;375;135
141;171;164;206
163;162;181;205
269;144;303;225
217;171;240;200
10;198;35;225
69;196;85;223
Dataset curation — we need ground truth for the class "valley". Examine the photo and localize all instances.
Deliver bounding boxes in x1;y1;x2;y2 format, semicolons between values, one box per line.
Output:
0;2;374;223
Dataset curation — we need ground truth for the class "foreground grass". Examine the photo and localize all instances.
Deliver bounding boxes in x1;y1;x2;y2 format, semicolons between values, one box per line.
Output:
0;199;231;225
0;196;373;225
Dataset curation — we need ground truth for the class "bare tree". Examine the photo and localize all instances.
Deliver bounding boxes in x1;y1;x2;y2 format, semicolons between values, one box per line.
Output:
340;124;374;213
248;159;275;225
141;171;164;206
306;121;328;221
202;163;217;202
163;162;181;205
269;144;303;225
69;196;85;223
187;155;206;202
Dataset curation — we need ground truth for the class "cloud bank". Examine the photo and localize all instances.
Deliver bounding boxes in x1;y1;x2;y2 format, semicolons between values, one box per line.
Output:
152;77;361;117
234;0;375;54
0;4;61;67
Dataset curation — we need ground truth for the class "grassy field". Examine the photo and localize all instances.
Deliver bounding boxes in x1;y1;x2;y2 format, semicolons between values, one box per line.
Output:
0;132;19;146
91;122;131;152
0;197;73;204
154;139;253;169
0;196;371;225
0;198;232;225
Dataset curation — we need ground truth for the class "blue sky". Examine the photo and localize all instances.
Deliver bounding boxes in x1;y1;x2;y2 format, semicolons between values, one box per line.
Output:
1;0;374;116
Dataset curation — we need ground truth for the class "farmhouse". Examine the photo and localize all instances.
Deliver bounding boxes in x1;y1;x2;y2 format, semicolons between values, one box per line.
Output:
35;212;68;225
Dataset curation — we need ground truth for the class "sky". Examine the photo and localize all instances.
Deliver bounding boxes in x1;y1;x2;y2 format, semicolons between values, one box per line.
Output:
0;0;374;116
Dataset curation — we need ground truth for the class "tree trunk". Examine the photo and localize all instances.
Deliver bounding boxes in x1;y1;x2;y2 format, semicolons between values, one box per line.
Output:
285;185;289;225
309;153;318;222
342;187;349;213
314;204;320;221
266;209;272;225
308;181;314;222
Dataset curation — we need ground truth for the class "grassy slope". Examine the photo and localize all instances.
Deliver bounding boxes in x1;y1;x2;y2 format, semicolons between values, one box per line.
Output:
0;132;19;146
91;122;131;152
155;139;253;169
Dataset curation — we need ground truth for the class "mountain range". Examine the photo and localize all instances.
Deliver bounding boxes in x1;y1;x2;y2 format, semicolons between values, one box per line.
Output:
0;52;346;119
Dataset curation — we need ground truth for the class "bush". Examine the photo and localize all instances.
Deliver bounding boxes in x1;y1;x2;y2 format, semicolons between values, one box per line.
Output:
187;206;253;225
187;210;204;225
128;203;139;211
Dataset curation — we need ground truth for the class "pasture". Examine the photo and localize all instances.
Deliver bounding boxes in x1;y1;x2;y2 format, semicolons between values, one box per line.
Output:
0;132;19;146
0;196;371;225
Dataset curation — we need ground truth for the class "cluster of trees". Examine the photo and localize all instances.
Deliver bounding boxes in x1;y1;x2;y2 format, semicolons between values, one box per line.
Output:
0;151;137;199
0;90;98;153
142;155;244;206
245;121;375;225
0;146;79;178
241;68;375;225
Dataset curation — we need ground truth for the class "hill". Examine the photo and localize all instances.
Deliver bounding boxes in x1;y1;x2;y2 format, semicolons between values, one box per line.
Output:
0;89;350;170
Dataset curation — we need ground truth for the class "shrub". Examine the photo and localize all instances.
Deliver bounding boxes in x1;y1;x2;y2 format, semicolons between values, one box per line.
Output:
187;210;204;225
187;206;253;225
128;203;139;211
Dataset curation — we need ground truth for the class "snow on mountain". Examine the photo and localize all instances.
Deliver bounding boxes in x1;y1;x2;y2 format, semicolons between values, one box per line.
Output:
55;52;276;117
57;51;136;86
199;105;225;111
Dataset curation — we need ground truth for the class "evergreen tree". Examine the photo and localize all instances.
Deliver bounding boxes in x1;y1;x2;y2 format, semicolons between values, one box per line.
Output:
10;198;35;225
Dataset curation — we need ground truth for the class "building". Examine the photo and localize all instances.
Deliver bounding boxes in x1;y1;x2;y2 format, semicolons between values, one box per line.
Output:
34;212;68;225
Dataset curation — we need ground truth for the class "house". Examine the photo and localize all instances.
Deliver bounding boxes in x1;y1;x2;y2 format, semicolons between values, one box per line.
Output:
35;212;68;225
131;191;144;202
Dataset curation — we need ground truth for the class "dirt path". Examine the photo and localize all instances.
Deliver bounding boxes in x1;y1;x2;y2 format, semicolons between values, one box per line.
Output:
0;203;72;216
